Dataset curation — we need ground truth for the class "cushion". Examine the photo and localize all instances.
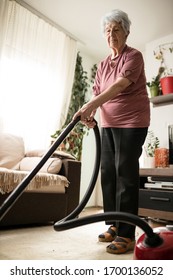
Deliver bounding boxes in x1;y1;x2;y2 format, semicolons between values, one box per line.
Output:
25;149;76;160
19;157;62;174
0;133;25;169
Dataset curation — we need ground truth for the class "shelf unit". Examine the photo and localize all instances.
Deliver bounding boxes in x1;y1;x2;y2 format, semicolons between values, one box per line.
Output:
150;93;173;106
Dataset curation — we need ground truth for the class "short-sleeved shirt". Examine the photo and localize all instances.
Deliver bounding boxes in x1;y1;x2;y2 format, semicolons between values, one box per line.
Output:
93;45;150;128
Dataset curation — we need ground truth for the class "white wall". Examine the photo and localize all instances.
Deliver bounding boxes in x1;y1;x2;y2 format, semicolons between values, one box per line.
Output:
145;34;173;80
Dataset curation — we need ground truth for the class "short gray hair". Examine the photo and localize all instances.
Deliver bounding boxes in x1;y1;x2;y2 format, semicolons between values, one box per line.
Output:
101;9;131;35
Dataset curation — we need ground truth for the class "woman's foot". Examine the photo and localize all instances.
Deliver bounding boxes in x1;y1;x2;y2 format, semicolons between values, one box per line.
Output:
106;236;135;254
98;226;117;242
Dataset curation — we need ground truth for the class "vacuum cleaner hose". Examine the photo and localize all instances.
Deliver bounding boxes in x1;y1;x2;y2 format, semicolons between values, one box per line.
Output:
54;119;162;248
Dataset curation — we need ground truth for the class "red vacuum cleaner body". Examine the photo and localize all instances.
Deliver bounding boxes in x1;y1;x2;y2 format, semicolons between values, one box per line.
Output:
134;226;173;260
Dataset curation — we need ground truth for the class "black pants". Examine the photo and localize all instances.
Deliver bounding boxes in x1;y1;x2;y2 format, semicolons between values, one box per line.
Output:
101;127;148;238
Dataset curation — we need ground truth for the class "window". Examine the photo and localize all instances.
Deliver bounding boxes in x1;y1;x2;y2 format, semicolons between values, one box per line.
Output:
0;0;77;150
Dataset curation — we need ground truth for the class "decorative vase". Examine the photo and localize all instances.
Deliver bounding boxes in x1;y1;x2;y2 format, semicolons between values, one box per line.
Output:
155;148;169;168
144;156;155;168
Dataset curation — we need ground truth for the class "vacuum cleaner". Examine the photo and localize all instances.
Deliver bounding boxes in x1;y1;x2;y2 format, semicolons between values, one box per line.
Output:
0;117;173;260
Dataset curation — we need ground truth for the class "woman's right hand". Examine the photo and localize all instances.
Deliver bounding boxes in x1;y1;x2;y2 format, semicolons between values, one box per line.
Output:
73;103;97;128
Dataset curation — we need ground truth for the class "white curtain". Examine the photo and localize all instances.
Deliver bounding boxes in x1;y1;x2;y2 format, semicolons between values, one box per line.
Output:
0;0;9;59
0;0;77;150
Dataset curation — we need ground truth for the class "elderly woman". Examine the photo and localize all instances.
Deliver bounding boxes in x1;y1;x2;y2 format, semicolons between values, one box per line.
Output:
73;9;150;254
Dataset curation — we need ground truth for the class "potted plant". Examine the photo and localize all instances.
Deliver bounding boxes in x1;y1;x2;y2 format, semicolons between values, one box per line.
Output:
146;67;165;97
51;53;97;160
144;131;160;168
154;43;173;95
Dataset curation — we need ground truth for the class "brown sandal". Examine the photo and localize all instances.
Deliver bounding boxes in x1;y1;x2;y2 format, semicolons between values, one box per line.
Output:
106;236;135;254
98;226;117;242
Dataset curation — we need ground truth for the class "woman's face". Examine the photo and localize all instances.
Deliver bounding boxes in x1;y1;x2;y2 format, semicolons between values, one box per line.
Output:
105;21;127;51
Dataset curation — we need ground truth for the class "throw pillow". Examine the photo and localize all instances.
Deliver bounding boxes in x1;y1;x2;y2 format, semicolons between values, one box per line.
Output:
19;157;62;174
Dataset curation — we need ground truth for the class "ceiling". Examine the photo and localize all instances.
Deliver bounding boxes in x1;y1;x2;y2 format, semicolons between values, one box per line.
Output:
23;0;173;61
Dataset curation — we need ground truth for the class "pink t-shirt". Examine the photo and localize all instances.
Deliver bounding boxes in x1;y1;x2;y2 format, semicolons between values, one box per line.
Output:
93;45;150;128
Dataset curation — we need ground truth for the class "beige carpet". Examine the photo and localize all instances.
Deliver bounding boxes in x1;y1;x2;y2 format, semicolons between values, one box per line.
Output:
0;207;153;260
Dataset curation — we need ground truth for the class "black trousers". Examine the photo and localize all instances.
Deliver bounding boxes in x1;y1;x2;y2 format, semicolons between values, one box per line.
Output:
101;127;148;238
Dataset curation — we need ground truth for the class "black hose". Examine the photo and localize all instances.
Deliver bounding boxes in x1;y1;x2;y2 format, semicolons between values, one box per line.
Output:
54;212;161;246
57;121;101;222
54;119;162;247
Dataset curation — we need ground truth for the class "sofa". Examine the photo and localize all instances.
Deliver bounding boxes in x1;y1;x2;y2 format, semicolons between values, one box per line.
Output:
0;133;81;227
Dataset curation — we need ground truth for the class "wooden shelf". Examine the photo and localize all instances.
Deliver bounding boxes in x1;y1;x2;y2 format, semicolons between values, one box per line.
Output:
140;167;173;178
150;93;173;106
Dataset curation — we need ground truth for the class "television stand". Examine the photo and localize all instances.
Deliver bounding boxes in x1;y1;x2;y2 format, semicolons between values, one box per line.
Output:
139;168;173;221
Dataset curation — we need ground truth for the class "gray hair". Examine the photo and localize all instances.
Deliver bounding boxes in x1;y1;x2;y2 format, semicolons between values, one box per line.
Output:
101;9;131;35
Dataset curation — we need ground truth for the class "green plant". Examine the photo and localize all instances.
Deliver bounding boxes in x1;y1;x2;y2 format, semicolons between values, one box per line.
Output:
144;131;160;157
146;67;165;88
51;52;97;160
90;64;97;83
